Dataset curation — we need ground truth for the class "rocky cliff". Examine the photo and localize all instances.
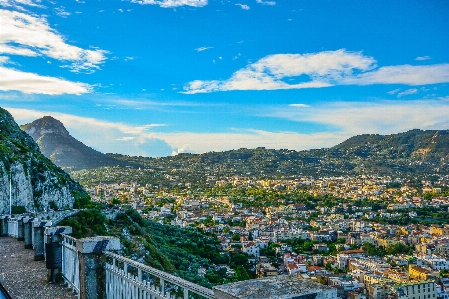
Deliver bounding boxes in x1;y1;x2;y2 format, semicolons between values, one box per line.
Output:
21;116;125;171
0;108;88;214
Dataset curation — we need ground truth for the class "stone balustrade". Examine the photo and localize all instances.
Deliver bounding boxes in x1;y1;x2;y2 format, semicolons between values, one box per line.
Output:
0;213;218;299
104;251;215;299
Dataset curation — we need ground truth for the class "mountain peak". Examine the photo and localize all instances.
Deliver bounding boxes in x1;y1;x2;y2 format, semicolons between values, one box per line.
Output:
21;115;126;171
22;115;70;139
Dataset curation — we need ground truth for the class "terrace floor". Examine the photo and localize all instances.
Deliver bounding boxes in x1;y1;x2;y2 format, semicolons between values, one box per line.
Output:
0;237;77;299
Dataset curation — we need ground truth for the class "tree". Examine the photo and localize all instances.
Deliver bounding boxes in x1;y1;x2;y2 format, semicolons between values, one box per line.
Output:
387;242;413;255
232;254;248;265
232;234;241;242
111;197;121;205
235;265;250;281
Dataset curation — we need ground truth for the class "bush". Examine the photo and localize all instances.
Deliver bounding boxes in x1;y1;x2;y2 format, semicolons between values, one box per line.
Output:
12;205;26;214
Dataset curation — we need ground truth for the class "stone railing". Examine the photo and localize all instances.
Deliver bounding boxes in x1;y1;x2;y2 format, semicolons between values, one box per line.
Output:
0;213;223;299
105;252;215;299
62;234;81;294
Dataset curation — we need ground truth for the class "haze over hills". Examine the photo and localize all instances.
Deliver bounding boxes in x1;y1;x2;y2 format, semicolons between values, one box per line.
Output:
0;108;88;213
20;116;129;171
20;116;449;182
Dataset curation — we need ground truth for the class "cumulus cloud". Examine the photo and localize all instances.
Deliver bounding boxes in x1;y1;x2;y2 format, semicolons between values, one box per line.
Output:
256;0;275;5
131;0;207;8
0;66;91;94
183;50;374;93
236;3;250;10
0;9;107;73
183;50;449;93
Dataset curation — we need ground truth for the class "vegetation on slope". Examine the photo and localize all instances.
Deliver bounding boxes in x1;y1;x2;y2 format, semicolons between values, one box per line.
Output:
71;129;449;189
59;208;252;287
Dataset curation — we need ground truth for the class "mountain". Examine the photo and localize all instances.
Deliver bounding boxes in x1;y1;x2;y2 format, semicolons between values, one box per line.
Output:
335;129;449;161
20;116;125;171
71;129;449;187
0;108;89;214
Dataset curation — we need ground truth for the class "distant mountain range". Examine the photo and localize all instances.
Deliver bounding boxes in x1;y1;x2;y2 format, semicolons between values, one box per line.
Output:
20;116;131;171
20;115;449;179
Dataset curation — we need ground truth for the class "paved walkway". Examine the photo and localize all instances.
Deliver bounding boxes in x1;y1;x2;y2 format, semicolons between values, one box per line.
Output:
0;237;77;299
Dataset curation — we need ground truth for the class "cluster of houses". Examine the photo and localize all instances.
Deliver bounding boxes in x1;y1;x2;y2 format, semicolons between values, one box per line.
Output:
83;174;449;299
220;221;449;299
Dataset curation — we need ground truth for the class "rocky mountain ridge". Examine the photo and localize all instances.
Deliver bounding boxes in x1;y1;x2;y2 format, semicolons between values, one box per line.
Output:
21;116;126;171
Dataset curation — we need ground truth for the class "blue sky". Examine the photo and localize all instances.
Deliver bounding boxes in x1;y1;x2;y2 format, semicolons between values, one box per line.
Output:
1;0;449;156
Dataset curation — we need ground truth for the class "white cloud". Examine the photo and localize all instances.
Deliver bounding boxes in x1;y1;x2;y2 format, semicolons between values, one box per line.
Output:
397;88;418;98
342;64;449;86
236;3;250;10
183;50;374;93
256;0;275;5
195;46;213;52
415;56;431;61
0;0;45;10
270;99;449;136
0;66;91;94
158;130;344;153
131;0;207;8
8;107;175;156
289;104;310;108
8;106;345;155
116;137;135;141
54;7;70;18
387;88;400;95
111;98;219;107
183;50;449;93
0;9;107;73
7;99;449;157
0;56;9;63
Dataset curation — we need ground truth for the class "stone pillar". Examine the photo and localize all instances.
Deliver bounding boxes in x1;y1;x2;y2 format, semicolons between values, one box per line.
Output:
23;217;35;249
17;216;25;241
0;215;9;237
76;236;121;299
33;220;52;261
45;226;72;283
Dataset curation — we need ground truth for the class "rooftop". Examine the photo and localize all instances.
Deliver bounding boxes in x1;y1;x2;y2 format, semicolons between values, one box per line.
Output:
213;275;334;299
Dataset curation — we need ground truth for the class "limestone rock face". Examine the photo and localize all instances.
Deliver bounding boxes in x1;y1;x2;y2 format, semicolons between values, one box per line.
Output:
0;108;87;214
